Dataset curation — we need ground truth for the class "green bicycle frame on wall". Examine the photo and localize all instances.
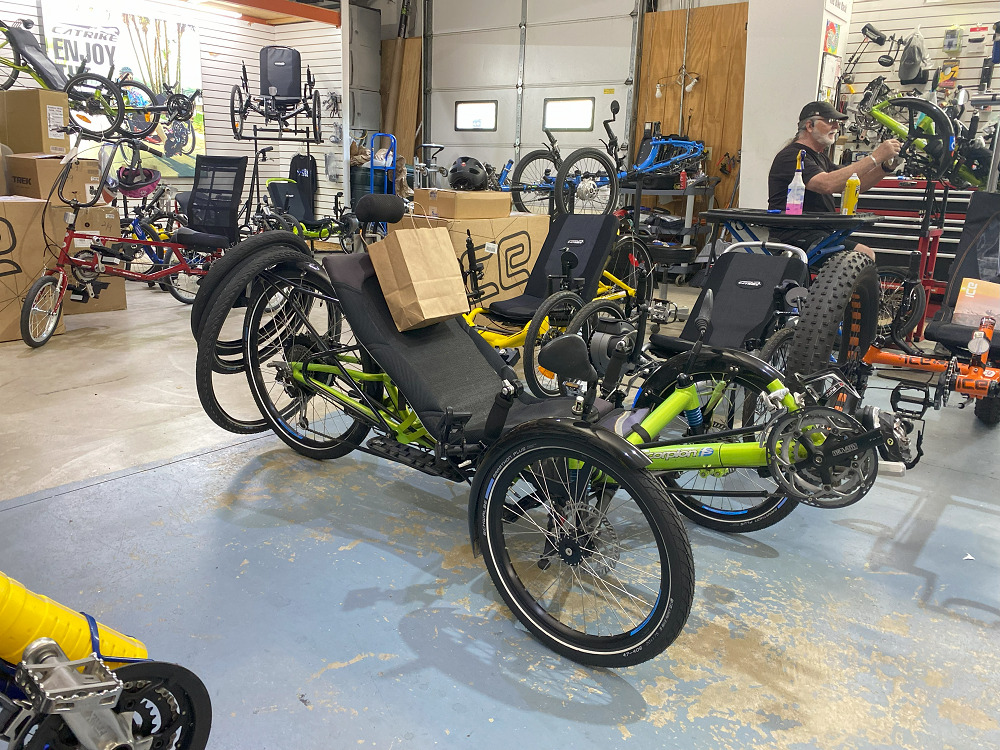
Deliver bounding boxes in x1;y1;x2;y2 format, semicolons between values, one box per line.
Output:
868;97;980;188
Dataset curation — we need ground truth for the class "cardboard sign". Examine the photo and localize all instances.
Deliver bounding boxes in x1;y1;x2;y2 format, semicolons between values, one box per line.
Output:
954;278;1000;327
368;227;469;331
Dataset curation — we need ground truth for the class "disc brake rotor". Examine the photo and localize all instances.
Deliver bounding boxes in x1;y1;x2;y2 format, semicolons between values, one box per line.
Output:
764;406;877;509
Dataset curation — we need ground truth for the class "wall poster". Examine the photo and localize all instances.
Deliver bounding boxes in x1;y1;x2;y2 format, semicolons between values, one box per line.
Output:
38;0;206;177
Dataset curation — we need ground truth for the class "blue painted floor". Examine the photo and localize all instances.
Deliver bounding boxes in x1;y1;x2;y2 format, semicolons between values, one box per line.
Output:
1;379;998;749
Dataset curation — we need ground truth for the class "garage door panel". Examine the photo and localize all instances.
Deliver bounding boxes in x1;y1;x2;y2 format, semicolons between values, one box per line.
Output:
432;0;521;34
431;88;518;144
427;147;515;180
523;17;632;84
521;86;625;153
432;29;521;89
526;0;634;25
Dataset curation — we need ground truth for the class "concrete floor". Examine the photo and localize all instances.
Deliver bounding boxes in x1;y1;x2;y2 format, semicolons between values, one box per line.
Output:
1;285;999;749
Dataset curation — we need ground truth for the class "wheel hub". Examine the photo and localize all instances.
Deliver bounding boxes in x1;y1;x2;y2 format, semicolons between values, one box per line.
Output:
576;178;599;202
557;536;585;566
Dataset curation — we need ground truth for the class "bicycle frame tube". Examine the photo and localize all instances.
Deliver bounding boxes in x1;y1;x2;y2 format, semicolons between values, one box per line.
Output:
864;346;998;398
61;232;216;282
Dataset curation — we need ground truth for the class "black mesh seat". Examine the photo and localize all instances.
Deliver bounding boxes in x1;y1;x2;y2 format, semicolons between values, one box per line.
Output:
6;26;67;90
173;226;230;249
183;155;247;246
650;252;808;356
483;214;619;323
923;192;1000;355
322;252;609;442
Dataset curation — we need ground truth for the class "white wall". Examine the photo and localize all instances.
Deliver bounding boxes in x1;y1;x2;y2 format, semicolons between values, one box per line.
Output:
740;0;835;208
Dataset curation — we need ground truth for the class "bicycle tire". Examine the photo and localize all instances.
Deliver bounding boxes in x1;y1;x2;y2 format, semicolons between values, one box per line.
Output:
165;248;207;304
510;149;558;215
605;234;653;307
475;426;694;667
117;79;160;138
877;270;926;340
563;298;628;391
194;247;315;433
523;290;585;398
786;251;879;391
974;396;1000;426
649;366;800;533
190;231;309;342
310;89;321;142
740;326;796;426
554;147;620;216
243;268;382;458
0;30;22;90
65;72;125;138
230;85;245;139
20;276;63;348
182;120;197;155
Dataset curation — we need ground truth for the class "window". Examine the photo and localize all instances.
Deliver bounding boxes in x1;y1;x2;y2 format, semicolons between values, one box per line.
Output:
543;98;595;131
455;100;498;131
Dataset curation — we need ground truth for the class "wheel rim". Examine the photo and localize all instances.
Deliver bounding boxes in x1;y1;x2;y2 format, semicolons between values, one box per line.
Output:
485;446;670;647
29;280;60;342
562;157;615;214
513;156;556;214
67;76;122;135
529;296;584;396
877;271;906;336
660;373;784;518
247;274;367;447
120;82;156;136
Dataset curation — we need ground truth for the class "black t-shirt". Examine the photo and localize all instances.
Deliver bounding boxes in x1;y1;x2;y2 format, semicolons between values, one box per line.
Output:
767;142;836;213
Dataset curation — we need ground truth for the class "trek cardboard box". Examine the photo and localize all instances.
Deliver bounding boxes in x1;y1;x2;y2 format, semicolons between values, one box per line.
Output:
954;278;1000;327
6;154;104;205
0;196;62;342
388;213;549;304
412;188;511;220
0;89;71;156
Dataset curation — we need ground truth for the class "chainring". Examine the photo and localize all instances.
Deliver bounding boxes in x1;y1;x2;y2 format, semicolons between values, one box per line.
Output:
764;406;877;509
70;250;101;283
13;661;212;750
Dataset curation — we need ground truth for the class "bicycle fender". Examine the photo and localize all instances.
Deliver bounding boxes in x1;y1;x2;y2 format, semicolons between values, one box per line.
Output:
633;346;785;410
466;416;651;555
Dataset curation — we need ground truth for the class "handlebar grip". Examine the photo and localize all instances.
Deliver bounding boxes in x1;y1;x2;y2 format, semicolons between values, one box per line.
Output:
906;251;921;280
260;146;274;154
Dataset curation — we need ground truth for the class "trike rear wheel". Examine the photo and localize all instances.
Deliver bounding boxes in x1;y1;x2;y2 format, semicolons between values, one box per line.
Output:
554;147;619;216
511;149;557;215
65;73;125;137
0;29;23;90
244;268;382;459
20;276;63;348
476;428;694;667
523;290;585;397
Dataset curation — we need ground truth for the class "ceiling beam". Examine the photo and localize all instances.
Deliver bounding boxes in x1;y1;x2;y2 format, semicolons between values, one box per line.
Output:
231;0;341;26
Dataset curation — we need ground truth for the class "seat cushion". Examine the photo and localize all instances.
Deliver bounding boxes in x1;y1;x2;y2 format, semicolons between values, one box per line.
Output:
648;333;693;358
173;226;230;249
923;313;1000;356
486;294;544;323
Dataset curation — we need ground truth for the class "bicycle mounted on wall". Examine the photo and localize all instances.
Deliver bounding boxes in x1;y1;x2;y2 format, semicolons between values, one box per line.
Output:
230;46;321;145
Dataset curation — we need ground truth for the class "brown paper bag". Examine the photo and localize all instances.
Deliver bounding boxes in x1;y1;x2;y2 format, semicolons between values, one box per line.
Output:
369;226;470;331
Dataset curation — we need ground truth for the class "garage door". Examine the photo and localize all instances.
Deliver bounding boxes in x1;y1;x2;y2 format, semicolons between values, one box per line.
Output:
427;0;638;174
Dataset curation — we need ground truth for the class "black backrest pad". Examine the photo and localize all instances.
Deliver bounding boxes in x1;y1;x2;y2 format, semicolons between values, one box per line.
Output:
941;191;1000;310
322;253;506;441
189;156;248;243
522;214;619;300
8;26;67;90
260;46;301;99
680;252;808;348
267;181;308;222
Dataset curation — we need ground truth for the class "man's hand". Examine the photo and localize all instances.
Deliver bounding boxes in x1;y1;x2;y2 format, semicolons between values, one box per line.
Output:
872;138;902;165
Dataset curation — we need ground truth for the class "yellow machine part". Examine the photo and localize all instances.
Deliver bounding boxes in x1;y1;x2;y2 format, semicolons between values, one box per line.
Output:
0;572;148;665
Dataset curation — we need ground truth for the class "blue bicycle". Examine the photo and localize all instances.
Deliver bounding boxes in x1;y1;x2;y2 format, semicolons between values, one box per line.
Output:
554;100;706;215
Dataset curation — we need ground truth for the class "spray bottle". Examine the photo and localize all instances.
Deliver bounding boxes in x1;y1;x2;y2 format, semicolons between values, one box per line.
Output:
841;171;861;215
786;150;805;215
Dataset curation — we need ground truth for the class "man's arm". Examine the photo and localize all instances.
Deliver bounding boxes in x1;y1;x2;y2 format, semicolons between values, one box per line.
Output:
806;138;902;194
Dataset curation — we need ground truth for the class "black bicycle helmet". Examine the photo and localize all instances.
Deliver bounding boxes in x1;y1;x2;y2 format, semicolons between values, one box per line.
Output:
448;156;487;190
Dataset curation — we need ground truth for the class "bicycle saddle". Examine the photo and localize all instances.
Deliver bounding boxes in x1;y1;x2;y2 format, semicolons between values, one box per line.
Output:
173;226;229;249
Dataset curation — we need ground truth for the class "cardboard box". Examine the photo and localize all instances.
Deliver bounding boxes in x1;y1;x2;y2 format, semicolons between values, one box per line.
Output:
412;188;511;220
7;154;104;205
0;196;63;342
389;213;549;305
954;278;1000;327
0;89;70;156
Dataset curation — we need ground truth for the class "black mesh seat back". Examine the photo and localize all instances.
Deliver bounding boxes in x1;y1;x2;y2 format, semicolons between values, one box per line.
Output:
7;26;67;89
521;214;619;301
680;252;808;348
267;180;312;222
940;192;1000;311
633;122;661;165
188;155;247;244
260;46;300;99
322;253;508;441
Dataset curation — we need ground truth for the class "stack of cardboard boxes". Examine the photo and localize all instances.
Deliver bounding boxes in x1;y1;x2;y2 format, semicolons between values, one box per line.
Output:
0;90;124;343
389;188;549;306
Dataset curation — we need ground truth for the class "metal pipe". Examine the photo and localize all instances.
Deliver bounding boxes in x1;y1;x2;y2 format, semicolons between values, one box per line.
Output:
676;0;692;134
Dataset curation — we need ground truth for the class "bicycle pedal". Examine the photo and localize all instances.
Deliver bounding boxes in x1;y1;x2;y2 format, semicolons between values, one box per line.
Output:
890;382;931;419
69;285;88;303
16;641;122;715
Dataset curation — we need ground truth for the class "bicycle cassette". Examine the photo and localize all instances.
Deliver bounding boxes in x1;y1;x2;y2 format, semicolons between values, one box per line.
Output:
764;406;878;509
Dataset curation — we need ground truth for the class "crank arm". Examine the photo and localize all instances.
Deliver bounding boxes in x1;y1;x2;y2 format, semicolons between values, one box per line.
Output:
821;427;885;466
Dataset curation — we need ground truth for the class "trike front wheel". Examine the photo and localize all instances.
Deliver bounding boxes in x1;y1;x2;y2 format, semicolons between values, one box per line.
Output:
476;428;694;667
523;290;585;397
65;73;125;137
20;276;64;348
554;147;619;215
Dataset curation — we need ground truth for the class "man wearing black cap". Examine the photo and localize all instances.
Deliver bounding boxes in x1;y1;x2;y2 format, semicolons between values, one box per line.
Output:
767;100;901;258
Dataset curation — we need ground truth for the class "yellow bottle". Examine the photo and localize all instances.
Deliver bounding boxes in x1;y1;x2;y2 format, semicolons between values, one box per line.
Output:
0;572;147;666
841;171;861;215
